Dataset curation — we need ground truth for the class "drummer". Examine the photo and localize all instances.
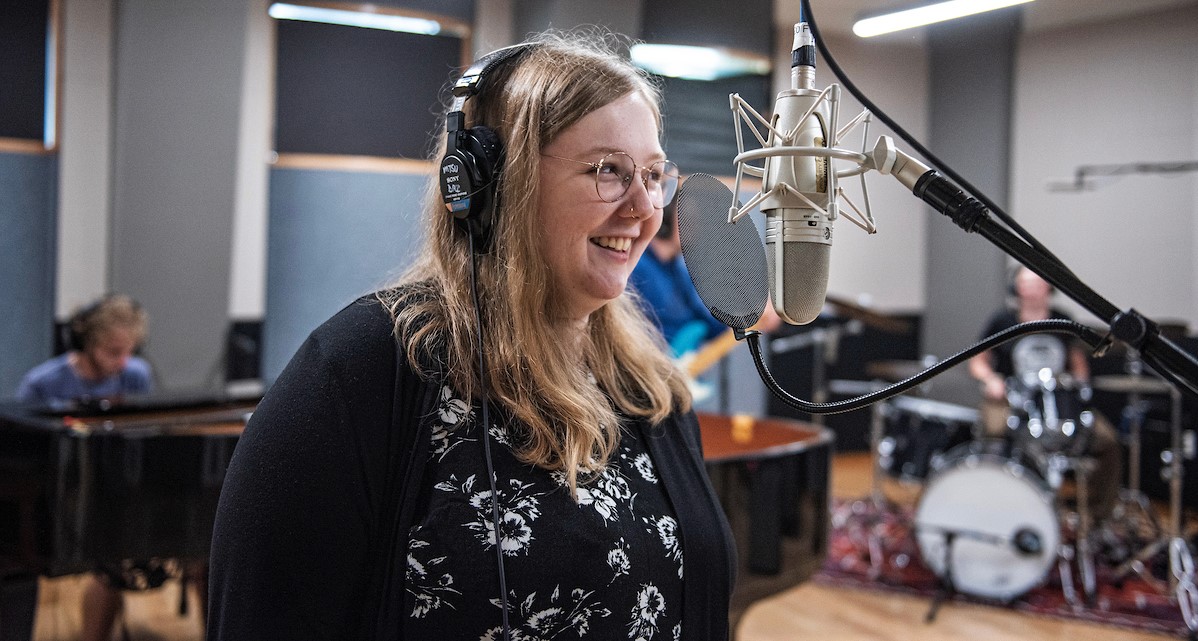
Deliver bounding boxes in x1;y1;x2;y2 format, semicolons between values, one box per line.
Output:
967;266;1121;519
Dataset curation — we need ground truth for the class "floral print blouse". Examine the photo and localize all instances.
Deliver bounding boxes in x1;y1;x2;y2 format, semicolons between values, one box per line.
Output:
403;384;685;640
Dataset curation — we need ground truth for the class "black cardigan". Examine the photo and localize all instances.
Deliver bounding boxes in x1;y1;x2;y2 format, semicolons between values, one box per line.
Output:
207;293;735;640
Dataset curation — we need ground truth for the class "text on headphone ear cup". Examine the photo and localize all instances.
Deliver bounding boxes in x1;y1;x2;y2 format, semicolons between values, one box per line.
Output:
440;144;485;219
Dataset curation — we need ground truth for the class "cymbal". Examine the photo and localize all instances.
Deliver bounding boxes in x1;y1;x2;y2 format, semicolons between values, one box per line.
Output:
824;294;912;334
1092;374;1173;395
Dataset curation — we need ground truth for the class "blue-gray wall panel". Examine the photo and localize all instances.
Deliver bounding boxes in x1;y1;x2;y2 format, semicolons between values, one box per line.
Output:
263;168;428;383
0;152;58;397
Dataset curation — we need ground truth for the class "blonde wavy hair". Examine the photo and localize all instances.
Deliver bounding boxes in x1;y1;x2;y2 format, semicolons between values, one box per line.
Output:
72;294;148;350
381;30;691;492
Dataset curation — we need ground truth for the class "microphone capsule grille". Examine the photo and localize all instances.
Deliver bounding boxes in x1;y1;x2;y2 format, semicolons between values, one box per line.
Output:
768;242;829;325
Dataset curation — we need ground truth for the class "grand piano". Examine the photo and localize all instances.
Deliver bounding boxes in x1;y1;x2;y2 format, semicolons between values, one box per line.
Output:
0;394;830;636
0;392;256;580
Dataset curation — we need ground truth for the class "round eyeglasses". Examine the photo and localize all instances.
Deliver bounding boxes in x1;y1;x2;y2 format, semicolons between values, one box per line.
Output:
544;152;680;208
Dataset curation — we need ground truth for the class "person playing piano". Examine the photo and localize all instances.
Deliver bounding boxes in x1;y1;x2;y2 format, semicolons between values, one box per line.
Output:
15;294;171;641
16;294;152;405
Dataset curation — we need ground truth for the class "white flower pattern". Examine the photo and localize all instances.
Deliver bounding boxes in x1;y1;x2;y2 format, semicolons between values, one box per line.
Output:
628;584;666;640
405;538;461;617
644;515;684;579
430;386;475;461
404;379;687;639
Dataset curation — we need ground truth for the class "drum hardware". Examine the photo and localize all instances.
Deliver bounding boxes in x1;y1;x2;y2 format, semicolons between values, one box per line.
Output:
1170;538;1198;630
1109;386;1194;605
914;440;1061;603
1094;368;1173;498
1099;383;1198;636
919;524;1009;622
1057;544;1081;607
1006;367;1093;458
840;395;909;581
1072;457;1099;605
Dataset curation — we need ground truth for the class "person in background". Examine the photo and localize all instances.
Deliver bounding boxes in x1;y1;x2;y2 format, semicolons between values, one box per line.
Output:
629;198;728;358
14;294;181;641
208;31;735;640
630;197;781;411
16;294;151;405
968;266;1122;520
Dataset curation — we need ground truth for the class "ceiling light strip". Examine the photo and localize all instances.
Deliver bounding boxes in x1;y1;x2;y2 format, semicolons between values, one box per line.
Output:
853;0;1034;38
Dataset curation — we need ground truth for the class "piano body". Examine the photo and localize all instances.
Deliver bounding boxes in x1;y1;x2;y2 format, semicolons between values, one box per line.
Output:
0;395;829;639
0;393;254;579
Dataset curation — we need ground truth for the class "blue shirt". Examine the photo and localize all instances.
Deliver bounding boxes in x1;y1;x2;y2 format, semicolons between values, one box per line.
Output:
16;353;153;404
629;248;727;357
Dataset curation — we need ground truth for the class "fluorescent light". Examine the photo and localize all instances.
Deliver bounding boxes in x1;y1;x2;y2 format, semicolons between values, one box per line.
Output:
630;44;770;81
268;3;443;35
853;0;1034;38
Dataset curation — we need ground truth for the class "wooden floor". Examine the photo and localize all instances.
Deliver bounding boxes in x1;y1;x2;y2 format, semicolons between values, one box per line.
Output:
29;453;1179;640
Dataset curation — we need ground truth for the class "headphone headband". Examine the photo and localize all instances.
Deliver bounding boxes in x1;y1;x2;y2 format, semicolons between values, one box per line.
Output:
451;44;533;105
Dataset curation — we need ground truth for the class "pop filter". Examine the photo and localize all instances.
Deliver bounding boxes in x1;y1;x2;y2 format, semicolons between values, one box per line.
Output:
676;173;768;331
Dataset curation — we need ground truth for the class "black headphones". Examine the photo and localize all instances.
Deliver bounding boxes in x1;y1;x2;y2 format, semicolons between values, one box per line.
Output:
439;44;534;252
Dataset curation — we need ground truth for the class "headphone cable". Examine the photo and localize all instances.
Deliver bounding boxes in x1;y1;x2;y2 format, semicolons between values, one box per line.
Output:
467;222;513;640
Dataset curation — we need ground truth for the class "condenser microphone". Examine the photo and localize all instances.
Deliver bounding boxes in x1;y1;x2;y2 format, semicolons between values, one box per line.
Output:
762;23;834;325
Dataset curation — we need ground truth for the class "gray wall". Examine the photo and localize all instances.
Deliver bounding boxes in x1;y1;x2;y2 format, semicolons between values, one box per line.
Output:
920;9;1022;405
108;0;247;389
1010;4;1198;326
0;152;57;394
513;0;643;41
262;169;428;381
6;1;1198;405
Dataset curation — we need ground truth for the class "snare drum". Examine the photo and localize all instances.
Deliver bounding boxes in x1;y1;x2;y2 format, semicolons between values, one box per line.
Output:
877;396;978;481
915;440;1060;601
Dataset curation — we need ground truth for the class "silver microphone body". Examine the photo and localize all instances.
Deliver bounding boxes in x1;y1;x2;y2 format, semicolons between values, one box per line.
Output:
761;32;834;325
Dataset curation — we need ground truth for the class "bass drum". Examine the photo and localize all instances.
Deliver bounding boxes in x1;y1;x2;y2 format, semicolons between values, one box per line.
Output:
914;440;1059;601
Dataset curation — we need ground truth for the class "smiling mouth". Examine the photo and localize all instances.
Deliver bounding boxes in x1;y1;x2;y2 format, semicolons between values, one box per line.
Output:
592;236;632;252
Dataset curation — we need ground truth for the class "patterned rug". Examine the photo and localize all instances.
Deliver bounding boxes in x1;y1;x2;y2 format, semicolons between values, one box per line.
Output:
815;497;1192;637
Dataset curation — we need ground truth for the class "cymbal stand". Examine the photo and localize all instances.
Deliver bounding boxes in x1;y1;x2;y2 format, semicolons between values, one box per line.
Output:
1054;455;1097;607
1166;386;1198;631
1123;351;1152;499
1111;387;1198;632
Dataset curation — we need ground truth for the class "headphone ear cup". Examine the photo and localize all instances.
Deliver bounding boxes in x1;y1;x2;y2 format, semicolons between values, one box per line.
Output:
468;125;502;177
69;300;101;351
68;320;86;351
440;125;504;250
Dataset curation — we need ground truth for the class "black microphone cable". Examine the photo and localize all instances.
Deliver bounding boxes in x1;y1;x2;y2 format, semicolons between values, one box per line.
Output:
744;318;1106;415
799;0;1076;279
466;220;513;641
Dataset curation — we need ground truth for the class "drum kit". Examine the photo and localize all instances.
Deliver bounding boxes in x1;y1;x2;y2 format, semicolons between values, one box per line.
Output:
851;350;1196;628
